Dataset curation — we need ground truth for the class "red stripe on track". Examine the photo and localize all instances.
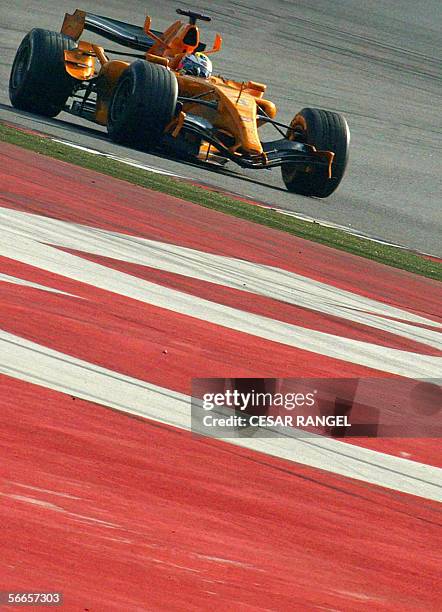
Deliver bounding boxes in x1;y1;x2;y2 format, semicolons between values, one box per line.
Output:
1;376;440;611
1;144;440;323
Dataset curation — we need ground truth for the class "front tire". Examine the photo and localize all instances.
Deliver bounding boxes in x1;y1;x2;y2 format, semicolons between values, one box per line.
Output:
9;28;76;117
281;107;350;198
108;60;178;150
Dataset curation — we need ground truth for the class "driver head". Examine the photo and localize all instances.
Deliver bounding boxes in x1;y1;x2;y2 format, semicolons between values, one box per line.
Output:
179;52;212;78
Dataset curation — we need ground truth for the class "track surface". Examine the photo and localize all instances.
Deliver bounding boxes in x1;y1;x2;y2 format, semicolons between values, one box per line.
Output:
0;145;441;609
0;144;441;609
1;0;441;254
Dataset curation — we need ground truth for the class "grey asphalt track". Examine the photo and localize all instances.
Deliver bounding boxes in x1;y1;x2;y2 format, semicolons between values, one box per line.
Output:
1;1;441;254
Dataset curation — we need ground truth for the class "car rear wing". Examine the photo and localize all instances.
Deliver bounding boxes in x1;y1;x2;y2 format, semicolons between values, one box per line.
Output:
61;9;164;52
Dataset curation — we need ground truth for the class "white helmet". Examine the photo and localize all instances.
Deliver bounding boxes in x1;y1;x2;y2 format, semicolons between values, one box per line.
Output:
179;52;212;78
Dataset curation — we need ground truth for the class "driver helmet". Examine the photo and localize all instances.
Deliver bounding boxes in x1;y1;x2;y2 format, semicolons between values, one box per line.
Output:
179;52;212;78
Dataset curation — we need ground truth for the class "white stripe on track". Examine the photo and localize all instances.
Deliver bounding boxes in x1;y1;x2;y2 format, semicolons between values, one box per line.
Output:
1;330;440;502
0;272;78;297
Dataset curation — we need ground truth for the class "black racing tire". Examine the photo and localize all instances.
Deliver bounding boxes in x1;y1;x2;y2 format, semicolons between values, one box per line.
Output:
108;60;178;150
9;28;76;117
281;107;350;198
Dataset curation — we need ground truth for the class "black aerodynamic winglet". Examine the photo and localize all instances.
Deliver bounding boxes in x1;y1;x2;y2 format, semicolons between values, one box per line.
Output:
61;9;207;53
82;12;162;51
62;10;163;51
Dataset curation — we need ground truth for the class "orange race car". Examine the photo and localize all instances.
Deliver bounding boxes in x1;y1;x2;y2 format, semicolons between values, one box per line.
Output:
9;7;350;197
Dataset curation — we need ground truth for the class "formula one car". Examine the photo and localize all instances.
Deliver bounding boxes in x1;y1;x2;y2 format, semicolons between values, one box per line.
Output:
9;7;350;197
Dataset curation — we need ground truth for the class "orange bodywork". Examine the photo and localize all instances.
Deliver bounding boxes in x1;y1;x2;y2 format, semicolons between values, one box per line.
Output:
176;75;272;155
95;60;129;125
60;9;282;158
64;42;95;80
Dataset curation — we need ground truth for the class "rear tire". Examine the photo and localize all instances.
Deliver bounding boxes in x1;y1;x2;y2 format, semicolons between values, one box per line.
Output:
108;60;178;150
281;107;350;198
9;28;76;117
